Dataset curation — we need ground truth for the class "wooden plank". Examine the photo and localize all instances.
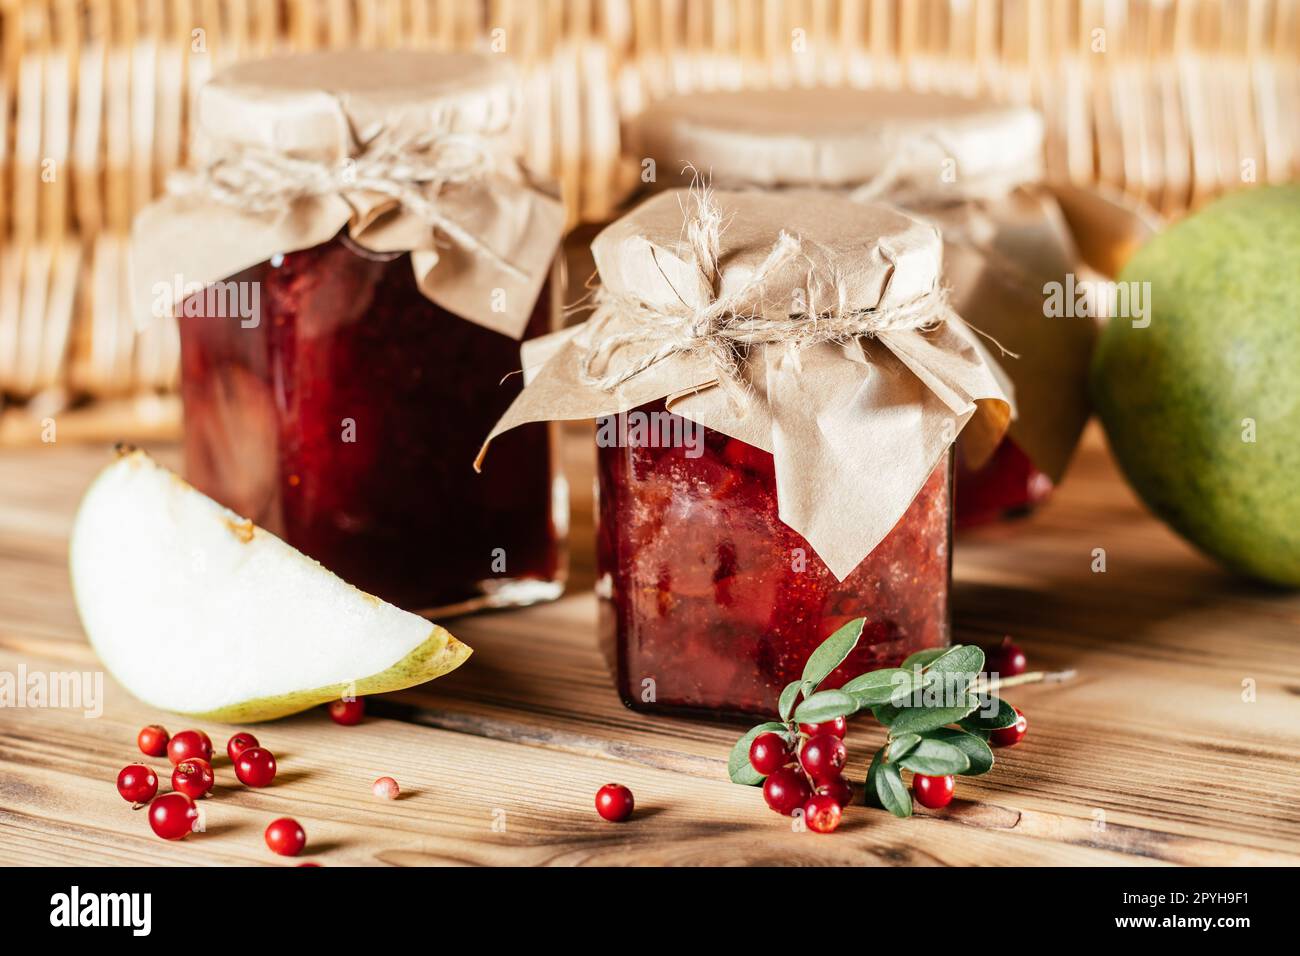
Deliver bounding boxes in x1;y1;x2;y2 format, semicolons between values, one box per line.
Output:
2;642;1271;868
0;427;1298;866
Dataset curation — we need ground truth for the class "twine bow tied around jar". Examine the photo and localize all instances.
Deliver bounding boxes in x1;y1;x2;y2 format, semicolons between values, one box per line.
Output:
578;188;962;406
167;130;528;280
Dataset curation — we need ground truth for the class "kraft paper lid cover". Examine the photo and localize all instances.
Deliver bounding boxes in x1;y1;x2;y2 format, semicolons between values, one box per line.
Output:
628;89;1044;195
133;50;564;339
481;188;1014;579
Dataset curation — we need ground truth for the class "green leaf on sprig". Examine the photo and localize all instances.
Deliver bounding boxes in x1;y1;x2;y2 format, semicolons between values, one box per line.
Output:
959;696;1019;731
922;727;994;776
792;690;859;725
886;733;921;763
897;738;971;776
902;647;948;669
777;680;802;723
800;618;865;693
728;721;787;786
841;667;917;707
867;748;912;818
922;644;985;692
873;695;980;735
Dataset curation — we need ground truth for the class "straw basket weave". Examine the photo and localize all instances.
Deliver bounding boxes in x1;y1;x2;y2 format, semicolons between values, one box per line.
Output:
1;0;1297;442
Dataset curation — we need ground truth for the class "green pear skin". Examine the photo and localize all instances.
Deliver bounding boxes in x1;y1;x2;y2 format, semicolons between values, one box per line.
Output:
1090;185;1300;587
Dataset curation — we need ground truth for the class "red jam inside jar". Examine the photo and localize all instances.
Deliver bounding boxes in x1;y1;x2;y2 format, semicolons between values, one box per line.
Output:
596;401;952;718
955;437;1054;529
178;234;564;614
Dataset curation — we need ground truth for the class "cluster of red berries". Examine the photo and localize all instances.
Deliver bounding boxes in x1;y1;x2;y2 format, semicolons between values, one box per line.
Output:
751;716;852;833
117;723;300;854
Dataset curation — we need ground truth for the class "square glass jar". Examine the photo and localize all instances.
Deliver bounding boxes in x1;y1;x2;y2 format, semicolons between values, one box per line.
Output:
179;235;566;614
596;402;951;718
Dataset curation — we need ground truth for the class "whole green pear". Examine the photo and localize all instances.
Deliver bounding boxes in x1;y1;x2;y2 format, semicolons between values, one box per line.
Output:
1090;185;1300;586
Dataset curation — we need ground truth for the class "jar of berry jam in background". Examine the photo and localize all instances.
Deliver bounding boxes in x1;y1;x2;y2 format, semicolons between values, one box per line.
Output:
133;51;569;615
480;188;1012;718
627;88;1102;528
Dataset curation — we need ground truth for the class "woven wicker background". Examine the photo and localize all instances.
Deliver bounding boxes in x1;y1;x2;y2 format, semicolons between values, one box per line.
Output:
1;0;1297;435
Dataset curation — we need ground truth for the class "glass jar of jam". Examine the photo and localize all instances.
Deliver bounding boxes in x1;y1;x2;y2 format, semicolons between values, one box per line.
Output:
629;89;1092;528
179;237;564;613
482;189;1008;720
597;403;952;718
135;51;569;615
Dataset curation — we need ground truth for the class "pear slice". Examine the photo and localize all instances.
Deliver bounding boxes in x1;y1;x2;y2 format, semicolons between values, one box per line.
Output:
69;448;470;722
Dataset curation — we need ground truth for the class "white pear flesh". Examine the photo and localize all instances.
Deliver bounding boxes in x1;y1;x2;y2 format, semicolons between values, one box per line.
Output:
69;448;471;721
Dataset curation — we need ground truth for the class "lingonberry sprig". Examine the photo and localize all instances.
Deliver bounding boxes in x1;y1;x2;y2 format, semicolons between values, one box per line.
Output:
728;620;1026;822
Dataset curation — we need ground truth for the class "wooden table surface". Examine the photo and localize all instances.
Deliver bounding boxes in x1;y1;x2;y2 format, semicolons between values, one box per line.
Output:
2;425;1298;866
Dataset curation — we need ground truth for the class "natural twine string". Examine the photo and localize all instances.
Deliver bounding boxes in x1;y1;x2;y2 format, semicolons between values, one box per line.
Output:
579;187;955;405
167;131;527;279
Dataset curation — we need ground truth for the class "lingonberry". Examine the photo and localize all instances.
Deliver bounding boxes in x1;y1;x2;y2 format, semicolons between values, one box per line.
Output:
985;637;1027;678
372;776;400;800
990;707;1028;748
172;757;215;799
762;767;812;816
116;764;159;805
798;716;848;739
148;792;199;840
912;773;955;809
595;783;635;822
265;817;307;856
167;729;213;766
137;724;169;758
226;732;259;762
234;747;277;787
802;794;844;833
799;733;847;783
748;732;793;776
816;776;855;809
327;698;365;726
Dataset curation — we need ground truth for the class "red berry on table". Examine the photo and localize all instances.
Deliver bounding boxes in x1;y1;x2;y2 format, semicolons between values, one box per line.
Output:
137;724;169;758
762;767;812;816
167;729;213;766
799;733;847;783
990;707;1028;748
912;773;955;809
116;764;159;805
328;697;365;726
798;716;848;739
265;817;307;856
816;776;855;809
985;637;1027;677
172;757;215;799
748;731;792;776
234;747;277;787
802;794;844;833
372;776;400;800
226;732;259;762
595;783;635;822
148;792;199;840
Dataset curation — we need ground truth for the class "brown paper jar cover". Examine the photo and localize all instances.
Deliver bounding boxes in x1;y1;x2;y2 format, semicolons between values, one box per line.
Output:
133;51;569;615
627;88;1095;493
482;187;1013;580
133;50;565;339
